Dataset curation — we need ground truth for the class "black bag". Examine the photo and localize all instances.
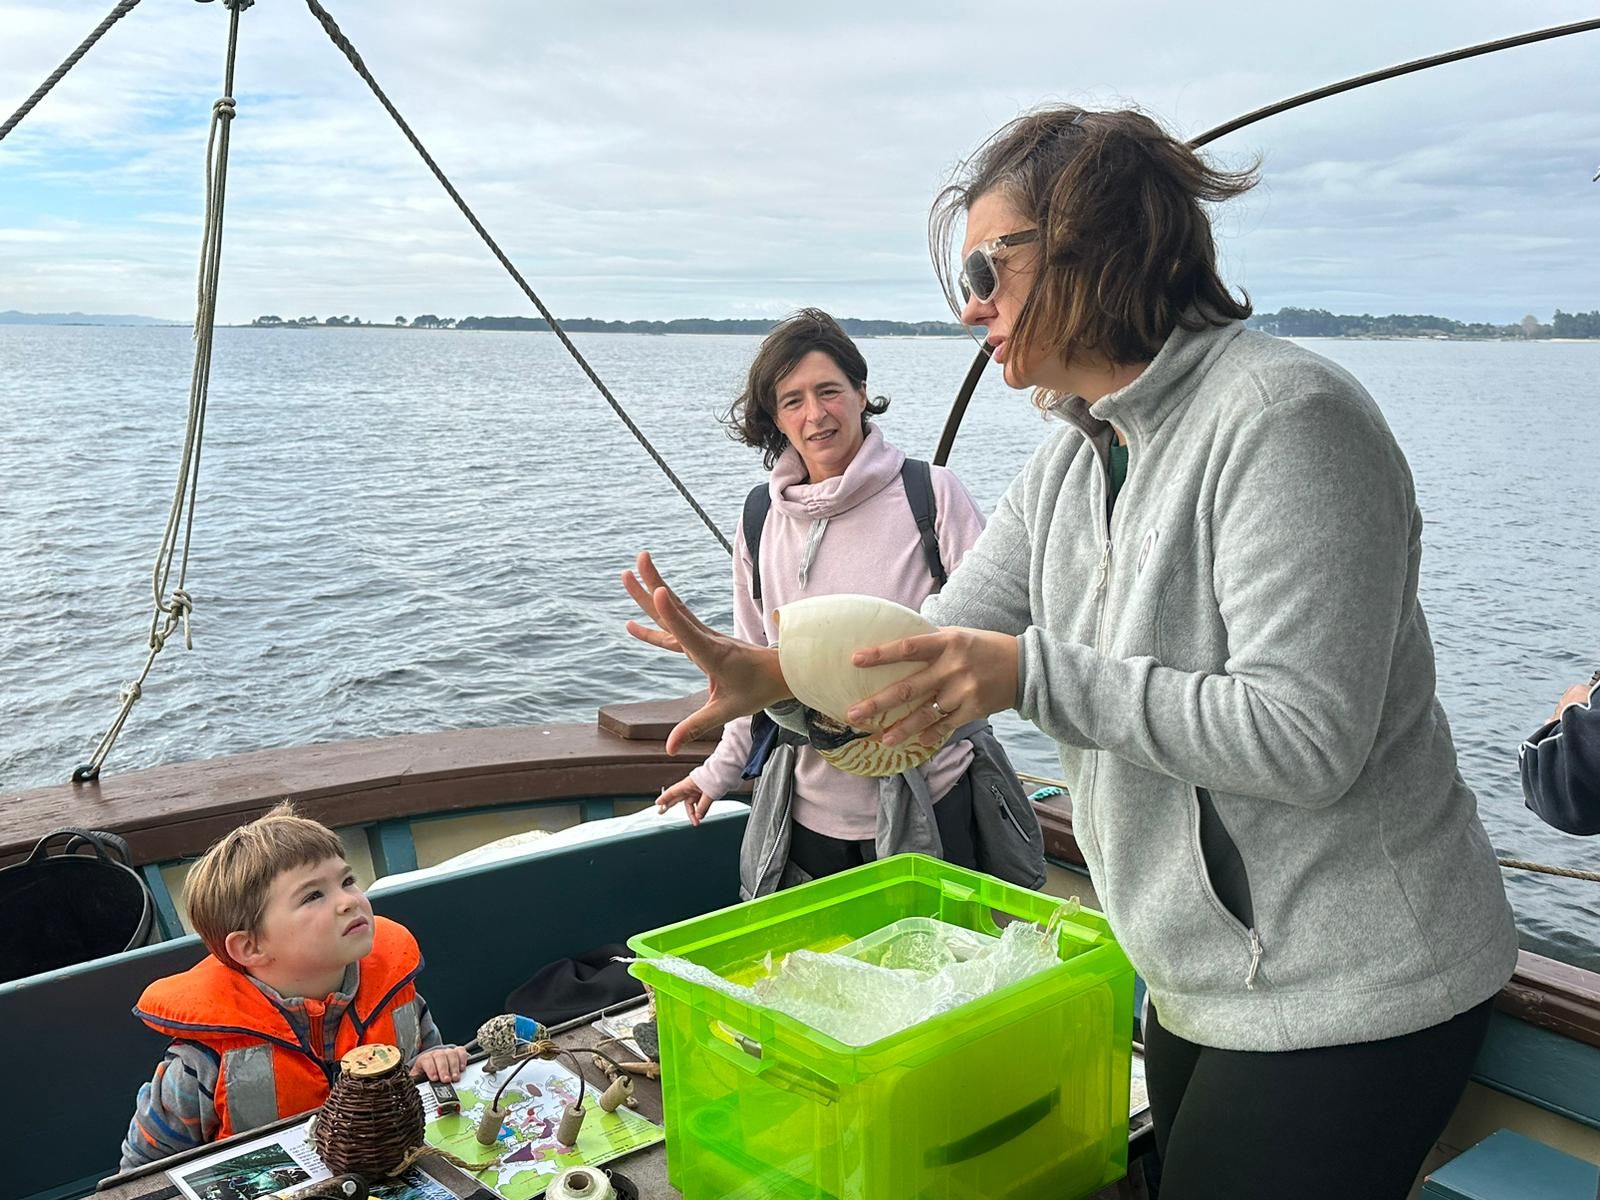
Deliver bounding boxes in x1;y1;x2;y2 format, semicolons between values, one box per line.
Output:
504;943;645;1027
0;827;157;984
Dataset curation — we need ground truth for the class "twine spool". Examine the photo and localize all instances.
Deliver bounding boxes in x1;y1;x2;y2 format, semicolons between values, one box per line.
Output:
598;1075;633;1113
548;1166;615;1200
557;1102;586;1146
474;1101;508;1147
311;1044;427;1179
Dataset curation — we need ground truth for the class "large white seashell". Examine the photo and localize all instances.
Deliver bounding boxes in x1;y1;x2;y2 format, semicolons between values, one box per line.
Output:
774;594;951;778
815;734;944;779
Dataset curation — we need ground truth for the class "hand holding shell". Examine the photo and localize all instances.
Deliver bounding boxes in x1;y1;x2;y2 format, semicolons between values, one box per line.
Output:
844;620;1022;755
774;594;954;777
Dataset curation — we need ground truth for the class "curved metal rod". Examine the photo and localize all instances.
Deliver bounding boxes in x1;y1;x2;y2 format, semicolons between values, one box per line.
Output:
1187;16;1600;151
932;340;994;466
931;16;1600;466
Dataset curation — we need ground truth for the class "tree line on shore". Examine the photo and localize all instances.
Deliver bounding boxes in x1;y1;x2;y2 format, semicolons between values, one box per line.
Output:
248;308;1600;339
247;314;970;335
1248;307;1600;339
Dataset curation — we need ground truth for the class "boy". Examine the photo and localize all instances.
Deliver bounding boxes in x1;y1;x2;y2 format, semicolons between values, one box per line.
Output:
120;803;466;1169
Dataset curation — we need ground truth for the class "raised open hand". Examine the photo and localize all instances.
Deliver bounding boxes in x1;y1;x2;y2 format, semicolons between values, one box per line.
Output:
621;552;792;753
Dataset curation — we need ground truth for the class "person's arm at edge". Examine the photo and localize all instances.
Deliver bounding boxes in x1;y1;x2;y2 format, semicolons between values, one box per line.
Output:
1520;678;1600;830
119;1043;220;1170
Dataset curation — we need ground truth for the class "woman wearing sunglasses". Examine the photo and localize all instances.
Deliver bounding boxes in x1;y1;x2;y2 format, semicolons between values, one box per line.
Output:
624;106;1516;1198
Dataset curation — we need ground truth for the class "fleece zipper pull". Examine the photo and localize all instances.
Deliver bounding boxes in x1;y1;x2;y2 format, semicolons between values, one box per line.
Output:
1093;539;1113;596
1245;928;1264;990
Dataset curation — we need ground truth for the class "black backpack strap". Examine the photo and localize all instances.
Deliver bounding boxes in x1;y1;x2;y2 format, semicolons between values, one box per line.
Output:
901;458;947;589
742;483;773;604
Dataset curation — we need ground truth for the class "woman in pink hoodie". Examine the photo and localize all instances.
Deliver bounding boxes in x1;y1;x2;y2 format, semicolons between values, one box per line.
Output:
655;308;997;885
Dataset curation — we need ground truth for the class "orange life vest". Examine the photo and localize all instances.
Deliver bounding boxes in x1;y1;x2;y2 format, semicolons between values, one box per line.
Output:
135;915;425;1137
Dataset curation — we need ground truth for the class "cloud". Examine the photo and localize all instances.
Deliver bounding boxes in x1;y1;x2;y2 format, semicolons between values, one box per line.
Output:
1;0;1596;322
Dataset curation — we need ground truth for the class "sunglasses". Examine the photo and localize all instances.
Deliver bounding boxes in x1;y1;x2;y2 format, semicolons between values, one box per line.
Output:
958;229;1039;304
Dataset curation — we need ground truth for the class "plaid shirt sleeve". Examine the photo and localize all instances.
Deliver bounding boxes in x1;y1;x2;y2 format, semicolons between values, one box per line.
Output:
119;1041;223;1170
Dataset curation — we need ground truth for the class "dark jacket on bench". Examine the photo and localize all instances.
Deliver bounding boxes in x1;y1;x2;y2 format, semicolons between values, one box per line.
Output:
1520;680;1600;836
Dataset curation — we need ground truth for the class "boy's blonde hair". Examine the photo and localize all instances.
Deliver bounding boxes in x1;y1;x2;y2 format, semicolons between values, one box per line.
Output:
185;802;347;970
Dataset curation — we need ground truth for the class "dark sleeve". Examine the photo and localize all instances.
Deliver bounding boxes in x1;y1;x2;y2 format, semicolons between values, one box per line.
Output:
1519;688;1600;835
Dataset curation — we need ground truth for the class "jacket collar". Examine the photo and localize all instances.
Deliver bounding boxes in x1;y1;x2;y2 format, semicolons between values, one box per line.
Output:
1052;316;1246;448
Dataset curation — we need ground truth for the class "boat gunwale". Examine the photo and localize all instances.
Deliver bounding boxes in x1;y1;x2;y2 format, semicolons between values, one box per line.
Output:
3;698;1597;1052
0;710;722;868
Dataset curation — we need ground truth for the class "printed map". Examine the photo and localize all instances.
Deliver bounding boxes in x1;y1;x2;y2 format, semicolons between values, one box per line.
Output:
423;1058;662;1199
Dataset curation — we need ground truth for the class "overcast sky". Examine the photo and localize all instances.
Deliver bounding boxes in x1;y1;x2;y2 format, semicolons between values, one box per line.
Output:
1;1;1595;324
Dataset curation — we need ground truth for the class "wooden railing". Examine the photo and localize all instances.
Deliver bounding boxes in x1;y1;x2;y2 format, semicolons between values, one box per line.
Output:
3;698;1596;1050
0;701;719;867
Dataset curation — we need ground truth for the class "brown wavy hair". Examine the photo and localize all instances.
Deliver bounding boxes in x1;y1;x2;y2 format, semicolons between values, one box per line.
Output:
724;308;889;469
185;801;347;971
930;106;1258;383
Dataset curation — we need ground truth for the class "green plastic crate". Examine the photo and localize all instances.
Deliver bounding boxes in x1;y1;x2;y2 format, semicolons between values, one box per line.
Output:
628;853;1135;1200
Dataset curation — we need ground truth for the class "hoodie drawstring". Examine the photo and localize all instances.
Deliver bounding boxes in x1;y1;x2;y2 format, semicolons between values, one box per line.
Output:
797;517;829;589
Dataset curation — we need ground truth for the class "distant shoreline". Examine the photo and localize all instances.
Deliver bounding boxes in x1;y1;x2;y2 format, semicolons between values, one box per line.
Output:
230;324;975;338
6;307;1599;341
239;309;1600;341
234;327;1600;342
240;315;975;337
5;322;1596;342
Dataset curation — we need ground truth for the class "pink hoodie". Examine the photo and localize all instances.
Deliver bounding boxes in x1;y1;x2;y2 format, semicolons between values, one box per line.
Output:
688;426;987;840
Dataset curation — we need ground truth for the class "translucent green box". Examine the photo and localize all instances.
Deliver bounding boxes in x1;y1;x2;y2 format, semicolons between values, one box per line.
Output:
628;853;1135;1200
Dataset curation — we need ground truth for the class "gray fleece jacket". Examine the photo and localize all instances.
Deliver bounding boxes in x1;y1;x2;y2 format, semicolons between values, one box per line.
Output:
926;316;1518;1052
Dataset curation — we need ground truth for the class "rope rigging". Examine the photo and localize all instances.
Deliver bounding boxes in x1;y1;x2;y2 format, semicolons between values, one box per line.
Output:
300;0;732;556
0;0;145;145
932;16;1600;469
6;0;1595;895
71;0;247;783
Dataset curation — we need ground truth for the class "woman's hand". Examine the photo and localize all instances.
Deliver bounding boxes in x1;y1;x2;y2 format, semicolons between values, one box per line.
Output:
657;776;714;826
846;627;1020;747
410;1044;468;1083
621;552;792;753
1554;682;1594;721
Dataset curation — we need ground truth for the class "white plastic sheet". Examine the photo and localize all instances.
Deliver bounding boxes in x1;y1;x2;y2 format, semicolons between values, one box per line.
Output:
641;912;1068;1047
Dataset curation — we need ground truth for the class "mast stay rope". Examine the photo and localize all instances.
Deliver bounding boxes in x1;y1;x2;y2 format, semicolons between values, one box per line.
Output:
71;0;249;784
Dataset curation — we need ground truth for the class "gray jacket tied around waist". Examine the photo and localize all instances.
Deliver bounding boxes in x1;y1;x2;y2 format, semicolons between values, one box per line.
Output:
739;717;1047;900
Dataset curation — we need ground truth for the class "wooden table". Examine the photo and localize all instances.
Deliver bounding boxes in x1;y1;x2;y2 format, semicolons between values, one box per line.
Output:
96;1017;1151;1200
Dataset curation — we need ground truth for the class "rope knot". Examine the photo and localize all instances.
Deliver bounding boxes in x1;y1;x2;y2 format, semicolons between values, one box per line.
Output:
212;96;236;119
119;680;143;705
169;588;195;649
